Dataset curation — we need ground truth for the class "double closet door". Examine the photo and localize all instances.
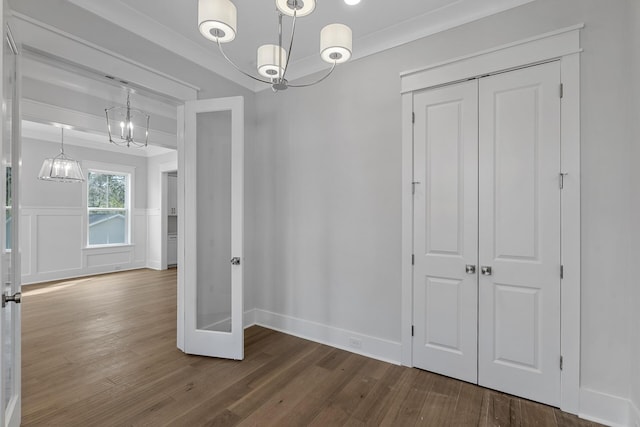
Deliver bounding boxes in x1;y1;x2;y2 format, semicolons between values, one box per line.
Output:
412;61;562;407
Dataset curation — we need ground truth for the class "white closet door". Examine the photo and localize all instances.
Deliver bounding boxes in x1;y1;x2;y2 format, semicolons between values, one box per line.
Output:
412;80;478;383
478;61;561;406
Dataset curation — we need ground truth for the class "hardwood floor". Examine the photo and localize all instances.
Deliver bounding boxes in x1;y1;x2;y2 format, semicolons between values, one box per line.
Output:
22;269;600;426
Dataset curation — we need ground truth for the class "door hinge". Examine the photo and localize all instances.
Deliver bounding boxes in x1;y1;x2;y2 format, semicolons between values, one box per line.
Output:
559;172;567;190
560;265;564;279
412;325;414;337
560;355;564;370
412;112;415;124
411;254;415;265
560;83;564;99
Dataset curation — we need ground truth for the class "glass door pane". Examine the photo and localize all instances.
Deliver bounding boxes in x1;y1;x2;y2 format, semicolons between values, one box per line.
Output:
196;110;232;333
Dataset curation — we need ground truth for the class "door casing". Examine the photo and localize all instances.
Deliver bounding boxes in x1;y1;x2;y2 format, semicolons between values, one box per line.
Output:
400;25;582;414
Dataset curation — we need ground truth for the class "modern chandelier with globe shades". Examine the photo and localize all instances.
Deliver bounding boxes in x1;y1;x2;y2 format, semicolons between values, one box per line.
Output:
198;0;353;91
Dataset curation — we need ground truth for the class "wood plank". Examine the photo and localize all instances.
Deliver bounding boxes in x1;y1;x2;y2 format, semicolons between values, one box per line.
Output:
21;269;603;427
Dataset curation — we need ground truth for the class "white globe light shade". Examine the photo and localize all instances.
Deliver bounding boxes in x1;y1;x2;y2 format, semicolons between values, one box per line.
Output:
320;24;352;64
276;0;316;17
198;0;237;43
257;44;287;79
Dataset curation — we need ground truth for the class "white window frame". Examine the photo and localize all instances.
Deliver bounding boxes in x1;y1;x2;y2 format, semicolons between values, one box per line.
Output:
82;161;135;248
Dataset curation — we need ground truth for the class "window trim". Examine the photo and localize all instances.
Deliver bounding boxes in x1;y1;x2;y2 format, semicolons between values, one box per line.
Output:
82;161;135;248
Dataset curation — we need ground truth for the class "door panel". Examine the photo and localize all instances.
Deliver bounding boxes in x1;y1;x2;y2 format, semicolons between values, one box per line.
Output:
1;19;20;427
478;61;561;406
412;80;478;383
183;97;244;360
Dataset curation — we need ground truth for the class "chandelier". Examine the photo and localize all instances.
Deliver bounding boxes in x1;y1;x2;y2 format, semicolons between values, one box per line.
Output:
105;91;150;147
37;128;85;183
198;0;353;91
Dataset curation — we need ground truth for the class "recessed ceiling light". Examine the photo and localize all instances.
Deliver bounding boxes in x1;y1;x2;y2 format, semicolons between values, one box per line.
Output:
344;0;361;5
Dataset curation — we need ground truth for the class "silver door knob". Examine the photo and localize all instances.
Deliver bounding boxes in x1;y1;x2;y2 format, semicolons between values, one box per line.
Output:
230;257;241;266
481;266;492;276
465;265;476;274
2;292;21;308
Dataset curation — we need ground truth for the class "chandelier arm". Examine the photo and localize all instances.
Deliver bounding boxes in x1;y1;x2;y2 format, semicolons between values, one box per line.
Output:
281;9;297;80
287;61;336;88
216;40;273;85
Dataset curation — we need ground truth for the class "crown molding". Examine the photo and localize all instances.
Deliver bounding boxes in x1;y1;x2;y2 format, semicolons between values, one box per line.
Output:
66;0;256;91
13;13;199;101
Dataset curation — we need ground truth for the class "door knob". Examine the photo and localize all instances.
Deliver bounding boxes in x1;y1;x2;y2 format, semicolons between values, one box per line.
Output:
481;266;492;276
230;257;241;266
2;292;21;308
465;265;476;274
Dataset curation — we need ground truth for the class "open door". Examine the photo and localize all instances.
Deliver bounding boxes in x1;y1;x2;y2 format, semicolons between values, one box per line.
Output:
0;18;21;427
179;96;244;360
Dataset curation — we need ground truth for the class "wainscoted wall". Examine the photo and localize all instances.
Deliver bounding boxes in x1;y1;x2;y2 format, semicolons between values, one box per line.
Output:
21;207;148;284
21;136;152;284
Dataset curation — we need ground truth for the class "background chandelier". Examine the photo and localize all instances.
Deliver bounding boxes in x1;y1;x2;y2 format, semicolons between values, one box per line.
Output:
105;91;150;147
198;0;353;91
38;128;85;183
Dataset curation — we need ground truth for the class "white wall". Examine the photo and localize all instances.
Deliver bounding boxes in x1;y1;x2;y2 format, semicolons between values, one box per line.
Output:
21;136;148;283
253;0;637;418
146;150;177;270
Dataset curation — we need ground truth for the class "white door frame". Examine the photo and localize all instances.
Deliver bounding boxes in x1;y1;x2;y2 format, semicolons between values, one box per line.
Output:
400;24;582;414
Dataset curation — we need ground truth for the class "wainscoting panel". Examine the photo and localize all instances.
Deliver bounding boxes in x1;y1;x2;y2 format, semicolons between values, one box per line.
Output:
21;207;148;285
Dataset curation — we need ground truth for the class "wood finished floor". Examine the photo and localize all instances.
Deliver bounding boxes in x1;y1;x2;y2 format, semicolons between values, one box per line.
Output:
22;269;600;426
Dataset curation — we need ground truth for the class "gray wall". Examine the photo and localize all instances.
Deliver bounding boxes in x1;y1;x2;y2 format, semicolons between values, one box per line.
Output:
253;0;637;401
630;0;640;416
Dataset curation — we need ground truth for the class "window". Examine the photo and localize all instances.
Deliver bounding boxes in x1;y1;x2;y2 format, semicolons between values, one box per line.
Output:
87;170;130;246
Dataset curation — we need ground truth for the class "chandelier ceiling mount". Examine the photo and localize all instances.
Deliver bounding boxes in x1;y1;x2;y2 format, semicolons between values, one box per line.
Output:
198;0;353;92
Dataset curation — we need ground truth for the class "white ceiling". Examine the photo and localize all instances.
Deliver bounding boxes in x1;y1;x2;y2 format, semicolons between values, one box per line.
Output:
62;0;534;91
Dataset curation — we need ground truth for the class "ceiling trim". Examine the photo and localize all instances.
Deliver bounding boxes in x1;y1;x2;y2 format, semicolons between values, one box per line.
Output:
66;0;536;93
66;0;256;91
22;120;175;158
22;98;178;149
254;0;536;92
12;13;200;101
22;55;178;120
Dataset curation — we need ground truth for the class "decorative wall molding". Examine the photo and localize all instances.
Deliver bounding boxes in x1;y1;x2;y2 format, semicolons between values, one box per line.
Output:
253;309;402;365
21;206;148;285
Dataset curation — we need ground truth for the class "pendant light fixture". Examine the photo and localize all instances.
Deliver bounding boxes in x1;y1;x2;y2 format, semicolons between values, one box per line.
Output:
37;128;85;183
105;91;150;147
198;0;353;92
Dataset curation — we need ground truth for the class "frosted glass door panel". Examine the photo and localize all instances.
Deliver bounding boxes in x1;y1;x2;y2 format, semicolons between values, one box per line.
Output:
196;110;232;333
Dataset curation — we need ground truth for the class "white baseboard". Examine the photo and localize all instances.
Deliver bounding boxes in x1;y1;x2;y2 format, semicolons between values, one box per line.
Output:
22;263;147;285
244;309;256;328
252;309;402;365
580;388;630;427
146;260;162;270
630;399;640;427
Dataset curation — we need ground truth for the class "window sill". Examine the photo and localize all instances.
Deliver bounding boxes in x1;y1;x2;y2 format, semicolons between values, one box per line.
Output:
84;244;134;250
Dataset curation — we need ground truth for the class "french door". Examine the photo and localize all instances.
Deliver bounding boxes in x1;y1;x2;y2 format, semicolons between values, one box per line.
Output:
0;18;21;427
412;61;562;406
181;96;244;360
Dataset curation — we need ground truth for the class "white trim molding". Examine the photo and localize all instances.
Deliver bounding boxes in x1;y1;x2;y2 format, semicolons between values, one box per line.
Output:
630;399;640;427
12;13;198;102
253;309;402;365
400;24;582;415
579;388;631;427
